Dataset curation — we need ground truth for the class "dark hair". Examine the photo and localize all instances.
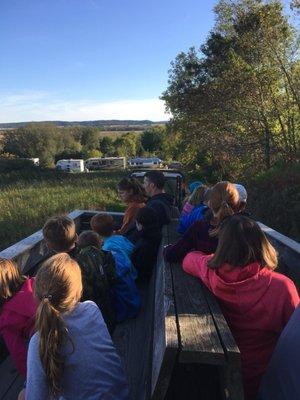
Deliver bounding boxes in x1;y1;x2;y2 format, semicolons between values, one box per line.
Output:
43;216;76;252
90;213;114;237
77;230;101;249
117;177;145;198
144;171;165;189
208;215;278;270
136;207;158;228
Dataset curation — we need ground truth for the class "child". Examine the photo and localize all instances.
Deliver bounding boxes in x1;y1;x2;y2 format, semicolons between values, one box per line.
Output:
182;215;299;400
178;186;210;234
91;213;137;279
77;230;116;334
165;181;240;263
116;177;146;234
181;182;205;216
0;259;37;376
131;207;162;281
42;215;78;257
91;213;141;321
25;253;128;399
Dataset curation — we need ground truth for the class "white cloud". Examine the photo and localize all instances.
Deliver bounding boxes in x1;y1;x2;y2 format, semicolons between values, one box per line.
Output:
0;92;170;123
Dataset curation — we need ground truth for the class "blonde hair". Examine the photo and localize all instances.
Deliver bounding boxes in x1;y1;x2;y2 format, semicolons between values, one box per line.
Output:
208;215;278;270
35;253;82;396
188;185;208;206
0;258;26;300
209;181;240;237
43;216;77;252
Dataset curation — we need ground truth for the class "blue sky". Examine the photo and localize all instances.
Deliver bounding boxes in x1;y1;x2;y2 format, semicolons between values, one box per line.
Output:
0;0;293;122
0;0;217;122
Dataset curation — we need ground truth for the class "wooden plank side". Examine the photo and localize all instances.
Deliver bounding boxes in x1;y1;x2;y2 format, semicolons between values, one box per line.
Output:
151;243;178;400
171;261;225;365
202;286;244;400
113;281;154;400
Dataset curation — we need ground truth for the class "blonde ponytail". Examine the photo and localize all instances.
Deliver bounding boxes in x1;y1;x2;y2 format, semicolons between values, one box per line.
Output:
209;182;240;237
34;253;82;396
36;298;67;395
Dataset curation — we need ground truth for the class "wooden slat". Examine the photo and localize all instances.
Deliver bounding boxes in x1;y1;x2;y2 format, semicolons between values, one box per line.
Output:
113;281;154;400
202;286;244;400
171;262;225;365
151;242;178;400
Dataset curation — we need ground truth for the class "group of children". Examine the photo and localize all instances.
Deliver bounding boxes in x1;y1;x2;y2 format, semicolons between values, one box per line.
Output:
0;171;299;400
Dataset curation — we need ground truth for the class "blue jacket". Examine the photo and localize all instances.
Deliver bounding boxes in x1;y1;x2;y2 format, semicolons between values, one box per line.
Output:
102;235;137;280
177;204;208;234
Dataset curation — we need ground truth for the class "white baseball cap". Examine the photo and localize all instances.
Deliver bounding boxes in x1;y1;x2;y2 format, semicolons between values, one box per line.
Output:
235;184;247;203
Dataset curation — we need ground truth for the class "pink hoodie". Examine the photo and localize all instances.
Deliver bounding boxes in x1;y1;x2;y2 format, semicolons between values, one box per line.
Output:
183;251;299;400
0;277;37;376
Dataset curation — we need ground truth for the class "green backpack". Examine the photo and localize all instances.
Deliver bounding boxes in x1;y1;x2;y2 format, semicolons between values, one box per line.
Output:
76;245;117;334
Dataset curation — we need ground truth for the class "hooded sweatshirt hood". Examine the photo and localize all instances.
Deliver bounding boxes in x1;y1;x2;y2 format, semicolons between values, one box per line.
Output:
3;277;37;318
210;262;272;314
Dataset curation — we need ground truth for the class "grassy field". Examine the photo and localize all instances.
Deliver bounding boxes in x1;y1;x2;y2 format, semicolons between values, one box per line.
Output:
0;169;127;251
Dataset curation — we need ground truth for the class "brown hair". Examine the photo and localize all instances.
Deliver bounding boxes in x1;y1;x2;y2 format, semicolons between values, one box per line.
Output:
208;215;278;270
90;213;114;237
209;181;240;236
117;177;145;199
35;253;82;396
43;216;76;252
77;230;102;249
0;259;26;301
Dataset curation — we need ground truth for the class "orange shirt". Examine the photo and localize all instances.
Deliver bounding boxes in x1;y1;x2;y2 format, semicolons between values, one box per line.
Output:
117;200;145;234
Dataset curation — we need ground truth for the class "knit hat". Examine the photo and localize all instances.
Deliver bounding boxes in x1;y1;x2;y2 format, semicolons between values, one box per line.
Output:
235;184;247;203
188;181;203;193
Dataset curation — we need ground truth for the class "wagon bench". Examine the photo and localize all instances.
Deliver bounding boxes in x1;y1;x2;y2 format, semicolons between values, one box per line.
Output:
0;210;299;400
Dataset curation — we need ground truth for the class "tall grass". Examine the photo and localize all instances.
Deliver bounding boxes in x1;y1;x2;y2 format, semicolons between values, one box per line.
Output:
0;169;127;251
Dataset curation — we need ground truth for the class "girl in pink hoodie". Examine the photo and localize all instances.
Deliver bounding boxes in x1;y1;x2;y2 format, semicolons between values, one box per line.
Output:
182;215;299;400
0;259;37;376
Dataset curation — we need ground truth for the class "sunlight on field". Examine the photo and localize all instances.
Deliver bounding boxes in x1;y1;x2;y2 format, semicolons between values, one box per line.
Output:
0;170;126;251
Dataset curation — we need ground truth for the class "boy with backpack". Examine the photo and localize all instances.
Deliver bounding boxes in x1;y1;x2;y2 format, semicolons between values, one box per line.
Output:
91;213;141;322
43;217;116;334
77;231;116;334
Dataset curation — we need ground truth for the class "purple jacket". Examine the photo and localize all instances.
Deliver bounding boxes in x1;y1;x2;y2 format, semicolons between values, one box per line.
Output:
164;220;218;263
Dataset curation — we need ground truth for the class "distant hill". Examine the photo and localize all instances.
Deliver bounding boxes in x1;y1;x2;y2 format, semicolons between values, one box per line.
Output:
0;120;167;129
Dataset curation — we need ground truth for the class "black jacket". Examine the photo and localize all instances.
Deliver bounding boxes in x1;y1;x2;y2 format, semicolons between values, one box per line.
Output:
131;224;162;281
146;193;174;227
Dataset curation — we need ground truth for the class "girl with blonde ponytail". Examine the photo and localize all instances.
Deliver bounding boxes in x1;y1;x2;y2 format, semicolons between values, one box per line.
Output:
165;181;240;263
25;253;128;399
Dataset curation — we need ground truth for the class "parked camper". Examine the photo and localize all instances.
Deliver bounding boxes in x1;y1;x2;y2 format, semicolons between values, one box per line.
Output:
85;157;126;170
127;157;163;169
56;159;85;173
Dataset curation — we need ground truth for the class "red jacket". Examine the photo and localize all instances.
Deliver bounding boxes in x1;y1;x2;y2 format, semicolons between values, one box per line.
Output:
0;277;37;376
182;252;299;400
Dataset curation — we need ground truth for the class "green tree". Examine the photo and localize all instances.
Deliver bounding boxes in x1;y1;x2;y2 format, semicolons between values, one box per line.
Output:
162;0;300;177
141;126;165;153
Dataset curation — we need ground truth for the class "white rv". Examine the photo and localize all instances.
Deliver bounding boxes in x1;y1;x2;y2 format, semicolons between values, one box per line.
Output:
127;157;163;169
85;157;126;170
56;159;85;173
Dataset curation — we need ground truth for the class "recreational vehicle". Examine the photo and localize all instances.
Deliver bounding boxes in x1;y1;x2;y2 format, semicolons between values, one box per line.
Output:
56;159;85;173
85;157;126;170
127;157;163;169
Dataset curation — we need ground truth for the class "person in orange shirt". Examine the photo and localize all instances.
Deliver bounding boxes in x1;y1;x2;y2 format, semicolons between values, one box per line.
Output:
116;177;146;234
